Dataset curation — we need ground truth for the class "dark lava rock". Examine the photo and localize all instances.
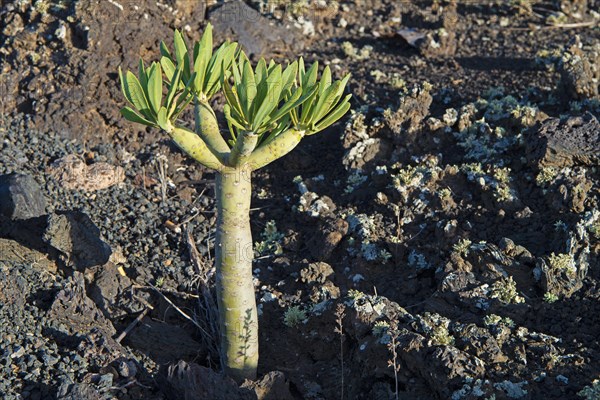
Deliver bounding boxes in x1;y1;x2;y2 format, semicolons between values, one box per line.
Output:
56;382;103;400
454;324;508;364
126;319;205;364
209;1;305;58
49;272;118;340
43;211;112;269
0;173;47;220
0;262;29;309
558;36;599;100
308;218;349;261
242;371;294;400
161;361;255;400
384;85;433;137
526;113;600;168
88;262;133;318
399;331;486;399
300;261;334;284
342;138;393;170
0;238;57;273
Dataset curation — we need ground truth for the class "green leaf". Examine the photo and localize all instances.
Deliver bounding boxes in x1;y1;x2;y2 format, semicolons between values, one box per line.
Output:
175;71;196;109
160;56;177;83
311;94;352;133
174;29;187;64
319;66;332;96
255;58;267;86
165;65;183;118
312;81;342;123
118;67;132;104
125;70;153;120
264;86;303;126
174;29;191;82
298;57;306;82
205;42;237;97
261;114;290;144
239;59;257;117
160;41;172;60
281;61;298;98
156;106;170;131
147;62;163;113
253;65;282;128
138;59;148;90
224;103;247;132
302;61;318;89
193;24;213;95
223;79;245;120
120;106;155;126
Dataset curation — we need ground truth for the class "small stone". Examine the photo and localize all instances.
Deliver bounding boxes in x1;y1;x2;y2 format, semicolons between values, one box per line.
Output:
0;173;47;220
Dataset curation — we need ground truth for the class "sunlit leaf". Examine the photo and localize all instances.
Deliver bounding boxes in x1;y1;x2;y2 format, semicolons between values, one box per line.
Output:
147;62;163;113
120;106;155;126
311;94;352;133
125;70;153;120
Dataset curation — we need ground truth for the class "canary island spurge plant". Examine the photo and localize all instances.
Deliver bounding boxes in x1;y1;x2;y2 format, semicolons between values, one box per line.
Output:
118;24;351;381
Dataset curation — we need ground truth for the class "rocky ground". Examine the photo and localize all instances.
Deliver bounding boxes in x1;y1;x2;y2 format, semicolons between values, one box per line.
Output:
1;0;599;399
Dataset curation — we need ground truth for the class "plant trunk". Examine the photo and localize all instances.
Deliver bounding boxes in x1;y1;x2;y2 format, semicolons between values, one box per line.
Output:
215;166;258;382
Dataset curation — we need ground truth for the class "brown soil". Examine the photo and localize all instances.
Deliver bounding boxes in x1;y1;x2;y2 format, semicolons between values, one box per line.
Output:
1;0;599;399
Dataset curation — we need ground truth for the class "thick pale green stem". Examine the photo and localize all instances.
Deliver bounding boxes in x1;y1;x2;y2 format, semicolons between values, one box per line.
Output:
247;128;305;171
215;165;258;381
195;97;231;165
169;126;225;170
229;131;258;167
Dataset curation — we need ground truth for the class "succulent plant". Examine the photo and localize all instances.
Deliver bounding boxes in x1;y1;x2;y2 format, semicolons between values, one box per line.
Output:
118;24;351;381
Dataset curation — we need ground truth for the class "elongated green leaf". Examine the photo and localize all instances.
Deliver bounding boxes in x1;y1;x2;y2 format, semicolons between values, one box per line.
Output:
223;78;245;120
311;94;352;133
253;65;282;128
300;85;319;125
157;106;170;131
182;55;191;86
239;60;257;116
319;66;332;96
281;61;298;99
193;24;213;95
125;71;153;120
255;58;267;86
171;94;193;121
120;106;155;126
165;65;183;118
160;41;172;60
253;77;270;122
205;42;237;97
224;103;247;131
298;57;306;82
302;61;318;89
138;59;148;93
175;71;196;109
160;56;176;83
223;104;238;140
147;62;163;113
173;30;191;82
174;30;187;64
264;87;303;125
262;113;290;144
312;81;341;123
118;67;131;104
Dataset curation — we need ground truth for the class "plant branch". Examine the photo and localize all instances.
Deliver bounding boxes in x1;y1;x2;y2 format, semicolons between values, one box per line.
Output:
194;96;231;165
229;130;258;167
169;126;225;171
246;128;305;171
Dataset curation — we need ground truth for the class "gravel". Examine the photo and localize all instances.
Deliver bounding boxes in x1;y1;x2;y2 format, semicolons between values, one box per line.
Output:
0;115;212;398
